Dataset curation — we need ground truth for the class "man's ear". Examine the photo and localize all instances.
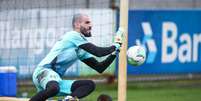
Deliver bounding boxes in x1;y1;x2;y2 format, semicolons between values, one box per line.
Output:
74;22;80;29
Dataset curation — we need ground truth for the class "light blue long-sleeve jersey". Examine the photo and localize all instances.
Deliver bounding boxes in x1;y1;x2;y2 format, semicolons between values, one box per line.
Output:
37;31;93;76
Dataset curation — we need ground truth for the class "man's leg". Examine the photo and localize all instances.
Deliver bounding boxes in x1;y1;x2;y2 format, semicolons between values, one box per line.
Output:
30;81;60;101
31;67;62;101
70;80;95;99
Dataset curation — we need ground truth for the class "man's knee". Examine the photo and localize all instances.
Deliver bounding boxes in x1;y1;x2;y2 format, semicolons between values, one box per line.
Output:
46;81;60;95
87;80;96;91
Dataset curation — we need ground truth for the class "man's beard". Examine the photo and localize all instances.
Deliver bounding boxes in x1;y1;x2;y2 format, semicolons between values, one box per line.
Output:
80;27;91;37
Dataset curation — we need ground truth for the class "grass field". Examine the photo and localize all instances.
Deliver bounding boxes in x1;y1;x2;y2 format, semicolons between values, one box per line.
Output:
18;79;201;101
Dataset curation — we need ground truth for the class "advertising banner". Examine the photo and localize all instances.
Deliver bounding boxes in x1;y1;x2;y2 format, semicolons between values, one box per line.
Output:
127;10;201;75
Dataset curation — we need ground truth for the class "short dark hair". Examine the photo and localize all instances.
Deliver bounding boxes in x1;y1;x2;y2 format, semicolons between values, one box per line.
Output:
72;13;84;28
97;94;112;101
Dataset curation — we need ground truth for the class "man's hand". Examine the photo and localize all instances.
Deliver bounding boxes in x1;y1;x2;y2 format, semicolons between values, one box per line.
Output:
114;35;123;45
113;27;124;51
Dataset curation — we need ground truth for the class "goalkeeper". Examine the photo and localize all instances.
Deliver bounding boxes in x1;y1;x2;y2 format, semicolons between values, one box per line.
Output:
30;13;124;101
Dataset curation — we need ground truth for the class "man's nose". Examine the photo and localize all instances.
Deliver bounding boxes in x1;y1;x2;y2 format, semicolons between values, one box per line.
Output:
89;24;92;30
89;23;93;28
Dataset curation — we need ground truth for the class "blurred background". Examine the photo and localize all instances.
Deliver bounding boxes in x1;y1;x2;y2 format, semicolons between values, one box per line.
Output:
0;0;201;101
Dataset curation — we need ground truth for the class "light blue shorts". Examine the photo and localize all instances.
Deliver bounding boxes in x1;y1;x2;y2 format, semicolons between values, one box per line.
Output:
32;67;75;96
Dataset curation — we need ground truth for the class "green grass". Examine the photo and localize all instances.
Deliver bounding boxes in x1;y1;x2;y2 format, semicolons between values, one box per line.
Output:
126;85;201;101
18;80;201;101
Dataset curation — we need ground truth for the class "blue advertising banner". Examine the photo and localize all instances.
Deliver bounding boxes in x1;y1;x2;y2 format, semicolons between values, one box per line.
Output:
127;10;201;75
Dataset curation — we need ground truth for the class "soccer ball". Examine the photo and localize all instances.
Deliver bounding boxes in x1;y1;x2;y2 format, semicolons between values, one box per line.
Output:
127;45;146;66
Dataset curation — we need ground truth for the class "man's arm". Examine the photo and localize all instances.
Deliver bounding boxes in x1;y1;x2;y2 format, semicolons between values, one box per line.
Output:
81;54;116;73
79;43;116;57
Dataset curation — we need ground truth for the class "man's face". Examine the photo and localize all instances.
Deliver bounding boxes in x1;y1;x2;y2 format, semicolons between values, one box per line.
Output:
79;16;92;37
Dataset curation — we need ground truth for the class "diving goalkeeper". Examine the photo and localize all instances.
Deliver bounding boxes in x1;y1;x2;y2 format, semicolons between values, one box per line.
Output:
30;13;124;101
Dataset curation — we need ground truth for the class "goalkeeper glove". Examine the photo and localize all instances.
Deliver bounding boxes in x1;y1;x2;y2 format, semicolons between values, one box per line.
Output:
113;27;124;51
